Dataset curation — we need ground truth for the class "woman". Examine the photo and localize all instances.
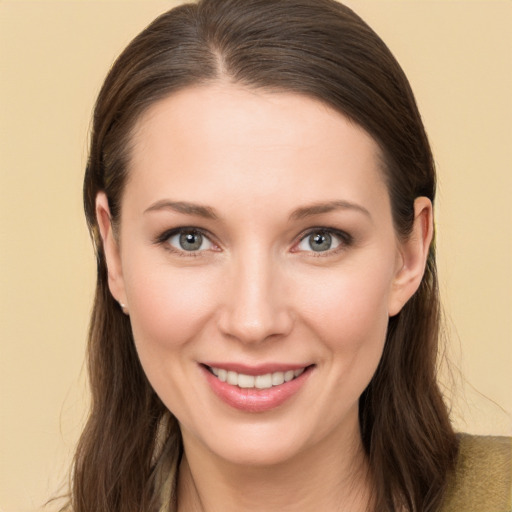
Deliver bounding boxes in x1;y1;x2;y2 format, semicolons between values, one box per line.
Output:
69;0;510;511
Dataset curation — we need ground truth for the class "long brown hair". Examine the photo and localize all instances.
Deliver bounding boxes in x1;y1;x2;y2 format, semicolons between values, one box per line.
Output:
73;0;458;510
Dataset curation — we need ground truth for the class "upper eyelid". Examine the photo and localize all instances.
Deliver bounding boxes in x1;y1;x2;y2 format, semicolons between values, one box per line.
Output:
155;226;215;244
297;227;352;243
293;227;353;253
155;228;220;259
154;227;221;257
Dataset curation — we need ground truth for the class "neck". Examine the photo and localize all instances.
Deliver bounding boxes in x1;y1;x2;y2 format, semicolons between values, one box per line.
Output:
176;420;371;512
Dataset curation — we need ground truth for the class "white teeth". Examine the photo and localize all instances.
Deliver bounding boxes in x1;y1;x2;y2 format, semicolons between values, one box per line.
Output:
226;370;238;385
284;370;295;382
272;372;285;386
209;366;307;389
255;374;273;389
238;374;255;388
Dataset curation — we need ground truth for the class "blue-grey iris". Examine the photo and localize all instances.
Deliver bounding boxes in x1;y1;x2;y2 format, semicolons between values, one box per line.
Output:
179;231;203;251
309;232;332;251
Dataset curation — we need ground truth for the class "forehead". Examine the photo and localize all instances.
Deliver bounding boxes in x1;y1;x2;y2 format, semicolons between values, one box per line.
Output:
125;83;388;215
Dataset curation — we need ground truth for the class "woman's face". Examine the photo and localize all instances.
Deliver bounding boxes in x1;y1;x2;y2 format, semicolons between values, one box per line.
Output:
98;83;429;466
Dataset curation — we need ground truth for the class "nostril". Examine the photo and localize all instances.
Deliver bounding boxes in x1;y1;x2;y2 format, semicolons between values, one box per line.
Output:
216;299;290;343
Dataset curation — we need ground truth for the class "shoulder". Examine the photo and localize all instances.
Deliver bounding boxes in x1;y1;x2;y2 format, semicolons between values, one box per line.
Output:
441;434;512;512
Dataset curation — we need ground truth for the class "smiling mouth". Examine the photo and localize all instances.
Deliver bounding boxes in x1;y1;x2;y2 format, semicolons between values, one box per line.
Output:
206;365;309;389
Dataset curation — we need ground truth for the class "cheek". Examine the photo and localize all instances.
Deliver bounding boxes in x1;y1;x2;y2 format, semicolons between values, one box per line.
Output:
296;260;394;348
121;259;222;416
292;257;394;408
123;261;219;354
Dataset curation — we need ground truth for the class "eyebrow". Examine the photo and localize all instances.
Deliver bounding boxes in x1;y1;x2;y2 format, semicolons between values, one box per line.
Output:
289;200;371;220
144;200;218;220
144;198;370;221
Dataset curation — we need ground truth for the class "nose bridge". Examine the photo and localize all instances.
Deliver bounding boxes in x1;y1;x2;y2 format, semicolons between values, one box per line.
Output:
218;244;292;344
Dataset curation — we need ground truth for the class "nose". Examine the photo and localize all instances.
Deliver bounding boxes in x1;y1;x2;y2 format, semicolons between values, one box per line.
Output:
217;250;293;345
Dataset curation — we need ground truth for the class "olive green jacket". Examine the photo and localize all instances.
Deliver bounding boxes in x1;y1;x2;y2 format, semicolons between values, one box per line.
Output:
441;435;511;512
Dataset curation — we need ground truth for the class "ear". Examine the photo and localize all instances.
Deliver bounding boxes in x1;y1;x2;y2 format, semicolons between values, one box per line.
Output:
388;197;433;317
96;191;127;310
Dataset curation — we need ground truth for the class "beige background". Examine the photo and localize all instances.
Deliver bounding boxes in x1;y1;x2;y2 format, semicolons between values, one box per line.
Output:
1;1;510;510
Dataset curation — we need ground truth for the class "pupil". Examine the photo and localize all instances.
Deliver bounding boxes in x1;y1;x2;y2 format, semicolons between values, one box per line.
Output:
309;232;331;252
179;231;202;251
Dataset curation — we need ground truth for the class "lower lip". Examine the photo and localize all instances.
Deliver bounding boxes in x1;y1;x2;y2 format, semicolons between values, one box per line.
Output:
201;365;313;413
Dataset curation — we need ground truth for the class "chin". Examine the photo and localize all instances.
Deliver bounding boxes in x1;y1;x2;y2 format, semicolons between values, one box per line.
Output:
212;437;308;467
180;416;314;468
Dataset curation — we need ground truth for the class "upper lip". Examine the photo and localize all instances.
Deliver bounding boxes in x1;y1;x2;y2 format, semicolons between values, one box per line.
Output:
201;362;312;376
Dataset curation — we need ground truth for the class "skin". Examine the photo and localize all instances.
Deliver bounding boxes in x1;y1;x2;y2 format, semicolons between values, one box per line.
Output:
97;83;433;512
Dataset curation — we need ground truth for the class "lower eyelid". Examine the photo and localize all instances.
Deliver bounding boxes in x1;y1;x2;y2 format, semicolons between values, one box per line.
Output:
294;229;352;253
155;228;217;254
156;228;352;255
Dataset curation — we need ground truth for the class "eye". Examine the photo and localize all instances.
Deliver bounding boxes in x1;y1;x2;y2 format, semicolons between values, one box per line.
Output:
295;229;349;253
166;229;214;252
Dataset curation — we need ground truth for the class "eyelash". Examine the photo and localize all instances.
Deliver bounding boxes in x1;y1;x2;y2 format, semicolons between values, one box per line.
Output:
154;227;353;257
294;227;353;257
154;227;218;257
